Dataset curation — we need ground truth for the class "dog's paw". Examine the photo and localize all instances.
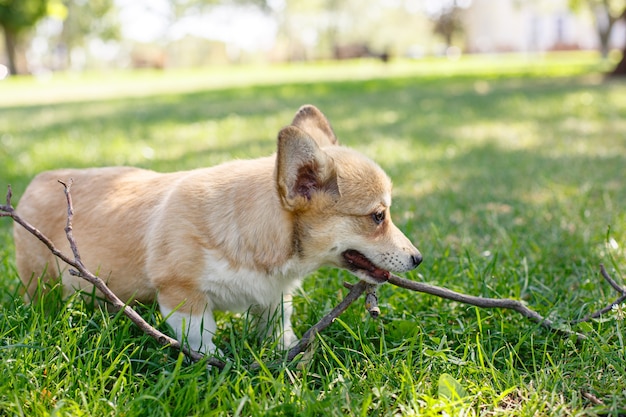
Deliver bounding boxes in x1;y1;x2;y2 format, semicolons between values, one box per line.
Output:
278;330;299;351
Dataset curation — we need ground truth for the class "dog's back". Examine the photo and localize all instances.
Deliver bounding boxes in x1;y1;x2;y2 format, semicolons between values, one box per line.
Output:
15;166;164;301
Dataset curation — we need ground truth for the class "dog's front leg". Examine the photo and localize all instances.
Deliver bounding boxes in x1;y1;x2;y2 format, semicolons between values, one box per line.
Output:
277;293;299;350
158;291;219;354
253;293;298;350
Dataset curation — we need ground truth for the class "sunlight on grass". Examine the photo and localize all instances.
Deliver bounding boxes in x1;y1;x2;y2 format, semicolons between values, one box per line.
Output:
0;51;607;107
455;121;542;151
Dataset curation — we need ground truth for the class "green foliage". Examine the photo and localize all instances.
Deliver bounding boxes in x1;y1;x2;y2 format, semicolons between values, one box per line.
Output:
0;0;58;74
0;0;48;32
569;0;626;16
1;54;626;415
60;0;120;49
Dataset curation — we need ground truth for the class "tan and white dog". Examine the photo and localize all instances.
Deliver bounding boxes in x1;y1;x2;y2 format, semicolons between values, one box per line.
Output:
14;105;422;354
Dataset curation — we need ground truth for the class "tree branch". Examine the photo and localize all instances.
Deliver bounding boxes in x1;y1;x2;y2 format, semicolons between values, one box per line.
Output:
387;273;586;340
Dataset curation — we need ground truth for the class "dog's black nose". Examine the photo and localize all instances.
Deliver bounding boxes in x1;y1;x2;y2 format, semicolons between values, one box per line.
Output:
411;252;423;268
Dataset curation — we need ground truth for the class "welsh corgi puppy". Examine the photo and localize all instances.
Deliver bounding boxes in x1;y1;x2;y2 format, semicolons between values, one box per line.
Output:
14;105;422;354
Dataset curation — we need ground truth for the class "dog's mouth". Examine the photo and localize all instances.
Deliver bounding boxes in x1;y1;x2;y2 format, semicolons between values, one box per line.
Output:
342;250;390;283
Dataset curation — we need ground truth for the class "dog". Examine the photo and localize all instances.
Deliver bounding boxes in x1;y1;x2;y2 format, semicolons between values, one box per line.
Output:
14;105;422;354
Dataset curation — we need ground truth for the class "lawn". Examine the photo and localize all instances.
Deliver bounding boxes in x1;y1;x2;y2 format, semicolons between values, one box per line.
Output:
1;52;625;416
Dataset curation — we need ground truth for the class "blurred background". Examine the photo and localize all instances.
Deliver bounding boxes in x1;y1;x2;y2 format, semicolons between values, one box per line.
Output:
1;0;625;78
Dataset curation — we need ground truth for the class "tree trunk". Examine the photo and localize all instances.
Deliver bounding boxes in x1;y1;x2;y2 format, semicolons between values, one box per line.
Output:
598;28;610;59
609;8;626;76
610;45;626;76
2;26;19;75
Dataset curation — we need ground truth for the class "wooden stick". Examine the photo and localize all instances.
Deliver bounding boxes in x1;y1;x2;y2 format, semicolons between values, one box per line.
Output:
386;273;587;341
286;281;368;362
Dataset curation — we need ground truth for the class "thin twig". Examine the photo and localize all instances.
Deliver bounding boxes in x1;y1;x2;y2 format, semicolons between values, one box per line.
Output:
58;180;84;270
0;185;14;217
581;390;604;406
600;264;626;295
344;281;380;318
4;184;11;207
364;284;380;318
571;265;626;324
572;294;626;324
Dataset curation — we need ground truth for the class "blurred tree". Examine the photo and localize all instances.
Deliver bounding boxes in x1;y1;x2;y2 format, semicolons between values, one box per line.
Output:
0;0;49;74
57;0;120;68
270;0;431;61
431;5;464;49
610;6;626;75
426;0;470;51
569;0;626;58
270;0;363;60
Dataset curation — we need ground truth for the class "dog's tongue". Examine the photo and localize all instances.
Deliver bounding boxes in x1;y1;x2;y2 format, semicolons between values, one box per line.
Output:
343;250;390;283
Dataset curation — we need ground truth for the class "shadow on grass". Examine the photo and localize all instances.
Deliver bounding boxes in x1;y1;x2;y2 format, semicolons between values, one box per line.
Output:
3;73;622;189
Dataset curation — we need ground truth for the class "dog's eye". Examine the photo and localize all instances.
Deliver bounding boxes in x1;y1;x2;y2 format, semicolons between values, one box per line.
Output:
371;211;385;225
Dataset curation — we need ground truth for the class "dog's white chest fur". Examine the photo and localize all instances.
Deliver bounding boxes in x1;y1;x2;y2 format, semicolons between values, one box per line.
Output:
200;249;308;312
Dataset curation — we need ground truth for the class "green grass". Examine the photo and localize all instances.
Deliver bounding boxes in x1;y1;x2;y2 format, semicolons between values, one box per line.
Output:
1;52;626;416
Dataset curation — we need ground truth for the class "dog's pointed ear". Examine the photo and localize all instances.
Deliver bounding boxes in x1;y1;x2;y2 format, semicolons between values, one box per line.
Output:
291;104;338;147
276;125;339;211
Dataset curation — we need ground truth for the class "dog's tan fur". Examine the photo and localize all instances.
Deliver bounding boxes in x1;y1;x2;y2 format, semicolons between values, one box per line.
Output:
14;105;421;353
